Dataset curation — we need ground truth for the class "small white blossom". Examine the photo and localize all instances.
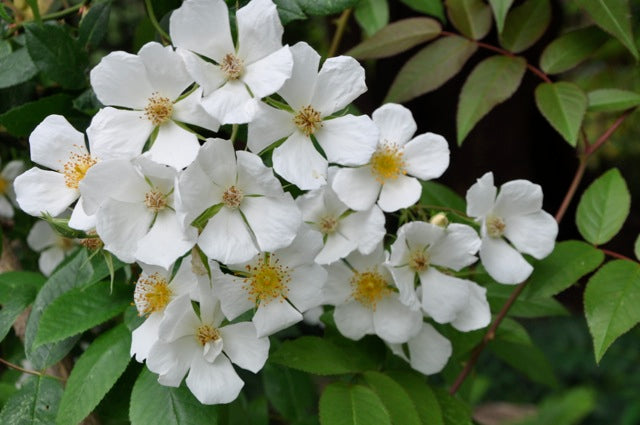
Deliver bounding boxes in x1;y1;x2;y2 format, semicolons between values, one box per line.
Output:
466;172;558;284
170;0;293;124
26;220;76;276
146;281;269;404
387;323;452;375
0;159;25;219
247;41;378;190
332;103;450;212
323;244;422;344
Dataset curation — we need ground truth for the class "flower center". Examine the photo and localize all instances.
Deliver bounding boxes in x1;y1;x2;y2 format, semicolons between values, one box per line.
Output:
144;93;174;126
222;185;243;208
408;249;430;272
351;270;391;309
293;105;323;136
56;237;74;251
486;215;506;238
370;143;406;183
220;53;244;80
243;256;290;304
79;230;103;251
196;324;221;346
0;177;7;195
133;272;172;315
144;188;168;212
63;152;97;189
318;215;338;235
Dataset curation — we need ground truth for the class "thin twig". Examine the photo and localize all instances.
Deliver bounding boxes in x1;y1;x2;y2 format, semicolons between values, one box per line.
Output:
145;0;171;43
440;31;552;83
0;358;63;381
328;8;352;58
584;108;634;156
601;248;636;262
555;157;587;224
9;0;86;32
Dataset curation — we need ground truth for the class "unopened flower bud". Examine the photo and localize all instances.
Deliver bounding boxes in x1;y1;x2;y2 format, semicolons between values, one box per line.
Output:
429;212;449;228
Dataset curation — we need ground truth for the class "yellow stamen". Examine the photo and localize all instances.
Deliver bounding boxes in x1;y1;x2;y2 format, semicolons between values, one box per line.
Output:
351;269;391;310
222;186;243;209
408;249;429;272
63;151;97;189
370;143;406;183
293;106;323;136
220;53;244;80
242;256;290;304
318;216;338;235
486;215;506;238
144;189;168;212
133;272;172;315
144;93;174;126
196;324;221;346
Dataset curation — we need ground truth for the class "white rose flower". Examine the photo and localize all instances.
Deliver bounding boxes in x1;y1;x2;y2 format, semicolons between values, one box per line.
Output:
130;258;200;361
387;323;452;375
26;220;76;276
146;281;269;405
170;0;293;124
387;221;490;332
332;103;450;212
89;41;218;169
296;170;385;265
247;41;378;190
323;243;422;344
176;138;301;265
214;225;327;337
466;172;558;284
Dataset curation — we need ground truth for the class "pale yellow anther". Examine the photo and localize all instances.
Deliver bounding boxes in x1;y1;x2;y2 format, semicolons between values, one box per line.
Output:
220;53;244;80
370;143;406;183
242;257;290;304
144;189;167;212
63;151;97;189
351;269;391;310
486;215;506;238
133;273;172;316
408;250;430;272
222;186;243;209
318;216;338;235
196;324;221;346
293;106;323;136
144;93;173;126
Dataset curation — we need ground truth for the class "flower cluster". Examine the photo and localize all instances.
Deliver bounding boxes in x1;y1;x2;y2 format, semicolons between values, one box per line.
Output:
12;0;557;404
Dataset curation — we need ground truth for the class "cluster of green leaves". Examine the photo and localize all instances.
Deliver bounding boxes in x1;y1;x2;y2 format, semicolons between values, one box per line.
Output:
348;0;640;146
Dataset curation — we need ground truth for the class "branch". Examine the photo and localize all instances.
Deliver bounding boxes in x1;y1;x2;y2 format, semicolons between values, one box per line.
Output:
328;8;352;58
0;357;63;381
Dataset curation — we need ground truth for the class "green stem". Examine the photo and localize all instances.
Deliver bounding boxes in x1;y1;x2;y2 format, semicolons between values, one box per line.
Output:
145;0;171;43
12;0;86;30
327;8;352;57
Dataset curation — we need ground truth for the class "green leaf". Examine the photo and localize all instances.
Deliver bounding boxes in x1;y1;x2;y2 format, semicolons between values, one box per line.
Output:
25;23;89;90
635;234;640;261
575;0;638;60
513;387;596;425
130;367;220;425
524;241;605;298
399;0;446;22
0;94;74;137
587;88;640;112
487;0;513;33
319;383;391;425
433;389;473;425
56;325;131;425
297;0;359;15
445;0;492;40
385;371;444;425
78;0;112;48
271;336;381;375
385;35;477;103
262;363;316;422
0;48;38;89
576;168;630;245
362;371;421;425
347;17;441;59
354;0;389;37
73;89;103;116
499;0;551;53
534;82;587;146
540;26;608;74
489;319;558;387
0;272;45;342
584;260;640;363
456;55;526;144
25;249;93;370
273;0;306;24
420;181;466;211
0;376;63;424
34;281;131;347
0;4;13;23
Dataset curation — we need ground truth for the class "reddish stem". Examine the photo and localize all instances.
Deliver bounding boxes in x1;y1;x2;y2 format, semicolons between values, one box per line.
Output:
601;248;635;262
